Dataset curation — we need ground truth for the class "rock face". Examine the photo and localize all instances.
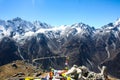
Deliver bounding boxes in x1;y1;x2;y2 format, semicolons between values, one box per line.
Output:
0;17;120;78
0;37;21;66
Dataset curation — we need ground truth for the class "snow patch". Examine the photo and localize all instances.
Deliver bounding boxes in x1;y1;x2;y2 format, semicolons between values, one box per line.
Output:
105;45;110;59
76;28;82;33
24;31;35;36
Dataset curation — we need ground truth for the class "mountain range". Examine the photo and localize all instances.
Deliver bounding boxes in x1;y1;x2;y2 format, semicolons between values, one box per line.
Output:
0;17;120;78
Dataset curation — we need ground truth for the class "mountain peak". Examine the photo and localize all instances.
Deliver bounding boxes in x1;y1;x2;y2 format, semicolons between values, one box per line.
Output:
12;17;22;21
71;22;90;28
114;18;120;26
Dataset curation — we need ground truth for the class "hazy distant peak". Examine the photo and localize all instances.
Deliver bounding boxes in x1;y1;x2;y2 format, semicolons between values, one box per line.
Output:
114;18;120;26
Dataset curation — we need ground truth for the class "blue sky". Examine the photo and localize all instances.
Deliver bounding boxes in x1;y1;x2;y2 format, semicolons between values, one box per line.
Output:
0;0;120;28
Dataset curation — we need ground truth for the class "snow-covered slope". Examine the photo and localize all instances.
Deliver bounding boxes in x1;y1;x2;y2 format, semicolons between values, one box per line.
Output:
0;17;120;40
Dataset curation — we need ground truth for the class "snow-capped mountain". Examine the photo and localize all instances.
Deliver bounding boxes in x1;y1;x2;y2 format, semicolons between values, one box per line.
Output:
0;18;92;40
0;18;120;78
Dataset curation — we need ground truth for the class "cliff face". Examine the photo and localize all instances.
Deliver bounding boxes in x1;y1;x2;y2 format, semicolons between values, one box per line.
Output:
0;18;120;78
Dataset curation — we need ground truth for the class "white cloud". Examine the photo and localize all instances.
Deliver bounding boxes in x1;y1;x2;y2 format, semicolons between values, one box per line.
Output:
32;0;35;7
32;0;45;7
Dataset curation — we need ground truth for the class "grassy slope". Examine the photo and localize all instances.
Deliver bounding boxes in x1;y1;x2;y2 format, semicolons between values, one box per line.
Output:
0;60;118;80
